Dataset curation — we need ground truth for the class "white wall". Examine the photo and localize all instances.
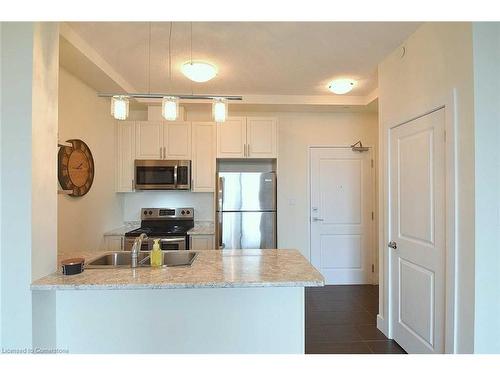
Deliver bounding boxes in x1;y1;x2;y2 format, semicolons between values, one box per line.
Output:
472;22;500;354
1;22;59;350
58;68;123;253
378;22;475;353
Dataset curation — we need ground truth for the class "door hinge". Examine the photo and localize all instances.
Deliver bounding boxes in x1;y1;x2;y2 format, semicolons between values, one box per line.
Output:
371;159;374;168
371;211;374;220
372;264;375;273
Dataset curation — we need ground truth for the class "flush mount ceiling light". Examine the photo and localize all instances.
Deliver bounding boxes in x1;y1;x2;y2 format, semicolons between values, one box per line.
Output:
181;61;217;83
110;95;129;120
328;79;356;95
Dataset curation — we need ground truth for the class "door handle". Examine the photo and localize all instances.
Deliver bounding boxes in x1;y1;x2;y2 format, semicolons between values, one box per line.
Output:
312;217;324;222
388;241;397;249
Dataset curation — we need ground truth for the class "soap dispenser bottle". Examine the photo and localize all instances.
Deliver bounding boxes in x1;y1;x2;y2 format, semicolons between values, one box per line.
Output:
150;239;163;267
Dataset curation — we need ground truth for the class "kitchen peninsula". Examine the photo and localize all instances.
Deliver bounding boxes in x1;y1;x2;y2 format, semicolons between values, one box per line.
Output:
32;249;324;354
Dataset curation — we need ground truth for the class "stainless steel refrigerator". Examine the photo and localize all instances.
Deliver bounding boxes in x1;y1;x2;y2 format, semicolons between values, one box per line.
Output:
216;172;277;249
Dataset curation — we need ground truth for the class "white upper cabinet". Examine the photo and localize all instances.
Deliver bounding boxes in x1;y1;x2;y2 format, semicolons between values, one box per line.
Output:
135;121;191;160
216;117;247;158
192;122;216;192
246;117;278;158
135;121;162;159
217;116;278;159
115;121;136;192
163;121;191;159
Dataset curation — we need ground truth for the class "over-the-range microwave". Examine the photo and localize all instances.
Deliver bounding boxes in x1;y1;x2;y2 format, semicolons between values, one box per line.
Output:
134;160;191;190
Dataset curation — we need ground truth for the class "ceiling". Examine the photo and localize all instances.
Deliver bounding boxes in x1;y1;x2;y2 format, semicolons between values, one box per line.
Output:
64;22;420;98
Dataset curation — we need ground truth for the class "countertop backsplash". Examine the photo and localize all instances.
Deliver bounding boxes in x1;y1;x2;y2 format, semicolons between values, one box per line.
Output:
122;191;214;222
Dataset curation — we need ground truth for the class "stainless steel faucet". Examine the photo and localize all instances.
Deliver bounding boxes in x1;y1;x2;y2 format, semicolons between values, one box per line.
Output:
131;233;148;268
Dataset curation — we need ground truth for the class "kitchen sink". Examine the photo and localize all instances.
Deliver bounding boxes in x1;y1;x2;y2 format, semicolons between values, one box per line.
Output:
85;251;197;269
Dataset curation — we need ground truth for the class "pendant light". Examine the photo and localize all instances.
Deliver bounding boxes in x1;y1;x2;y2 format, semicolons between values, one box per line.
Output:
162;96;179;121
162;22;179;121
111;95;129;120
212;97;228;123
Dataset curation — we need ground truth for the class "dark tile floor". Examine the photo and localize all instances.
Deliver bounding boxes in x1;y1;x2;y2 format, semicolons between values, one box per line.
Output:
305;284;406;354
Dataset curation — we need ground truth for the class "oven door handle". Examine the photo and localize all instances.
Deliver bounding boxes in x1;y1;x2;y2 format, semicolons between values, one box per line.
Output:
159;237;186;242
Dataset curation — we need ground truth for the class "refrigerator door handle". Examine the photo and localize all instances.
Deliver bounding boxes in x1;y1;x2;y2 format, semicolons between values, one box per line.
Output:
218;211;225;249
217;176;224;211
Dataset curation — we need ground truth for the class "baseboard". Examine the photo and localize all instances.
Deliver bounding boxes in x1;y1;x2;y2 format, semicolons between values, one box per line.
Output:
377;314;390;338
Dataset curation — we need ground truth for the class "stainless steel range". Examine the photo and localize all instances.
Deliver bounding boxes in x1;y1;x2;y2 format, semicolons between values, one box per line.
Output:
124;208;194;251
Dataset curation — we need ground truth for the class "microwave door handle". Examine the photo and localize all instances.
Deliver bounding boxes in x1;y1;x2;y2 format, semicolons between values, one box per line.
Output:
173;165;178;187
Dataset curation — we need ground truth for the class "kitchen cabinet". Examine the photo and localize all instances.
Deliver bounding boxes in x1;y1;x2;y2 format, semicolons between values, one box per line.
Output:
163;121;191;159
246;117;278;158
217;116;278;159
105;235;124;251
115;121;136;192
135;121;162;159
216;117;247;158
191;122;216;192
136;121;191;160
190;235;215;250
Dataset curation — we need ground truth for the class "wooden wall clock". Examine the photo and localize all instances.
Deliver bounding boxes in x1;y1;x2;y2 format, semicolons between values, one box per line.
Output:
58;139;95;197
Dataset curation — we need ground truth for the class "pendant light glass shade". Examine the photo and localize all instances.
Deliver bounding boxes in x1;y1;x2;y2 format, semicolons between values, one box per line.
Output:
162;96;179;121
111;95;129;120
212;98;228;123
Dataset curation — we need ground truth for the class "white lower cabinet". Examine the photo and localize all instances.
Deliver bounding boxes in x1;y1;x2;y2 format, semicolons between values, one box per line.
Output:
192;122;216;192
105;235;124;251
190;235;215;250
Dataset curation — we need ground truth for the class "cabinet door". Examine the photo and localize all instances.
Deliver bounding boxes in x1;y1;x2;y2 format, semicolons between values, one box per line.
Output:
190;235;215;250
216;117;246;158
246;117;278;158
135;121;162;159
163;122;191;159
115;121;135;192
192;122;216;192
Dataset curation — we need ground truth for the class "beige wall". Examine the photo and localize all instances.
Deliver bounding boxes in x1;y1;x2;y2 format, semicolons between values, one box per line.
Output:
378;22;475;352
276;111;378;263
58;68;123;253
186;107;378;264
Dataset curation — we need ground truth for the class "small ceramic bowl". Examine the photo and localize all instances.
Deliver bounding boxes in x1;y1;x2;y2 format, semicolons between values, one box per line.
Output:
61;258;85;275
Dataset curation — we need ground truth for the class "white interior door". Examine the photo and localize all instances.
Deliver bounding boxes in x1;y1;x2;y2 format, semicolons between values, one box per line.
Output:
389;108;445;354
310;147;374;285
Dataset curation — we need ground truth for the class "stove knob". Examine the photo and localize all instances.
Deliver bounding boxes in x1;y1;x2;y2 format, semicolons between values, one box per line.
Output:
181;210;185;215
186;210;190;215
149;210;153;215
143;210;148;215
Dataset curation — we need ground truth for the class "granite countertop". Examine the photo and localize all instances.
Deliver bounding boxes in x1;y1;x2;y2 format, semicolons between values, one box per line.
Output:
187;221;215;235
32;249;324;291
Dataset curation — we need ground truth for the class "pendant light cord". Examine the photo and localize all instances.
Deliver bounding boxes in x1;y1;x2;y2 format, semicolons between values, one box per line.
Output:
168;22;173;85
148;22;151;94
190;22;193;95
